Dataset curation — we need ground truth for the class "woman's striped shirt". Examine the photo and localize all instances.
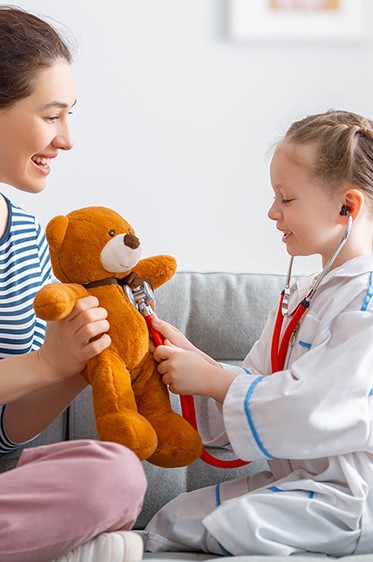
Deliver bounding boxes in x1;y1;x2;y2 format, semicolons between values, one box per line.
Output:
0;195;52;453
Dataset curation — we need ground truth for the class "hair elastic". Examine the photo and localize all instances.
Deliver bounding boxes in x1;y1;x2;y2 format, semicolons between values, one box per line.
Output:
359;125;373;136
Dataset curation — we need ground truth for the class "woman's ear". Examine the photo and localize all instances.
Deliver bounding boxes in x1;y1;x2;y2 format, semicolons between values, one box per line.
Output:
338;189;365;223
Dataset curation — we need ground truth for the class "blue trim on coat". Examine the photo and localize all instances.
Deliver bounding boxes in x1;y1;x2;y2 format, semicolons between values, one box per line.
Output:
212;488;234;557
298;340;312;349
361;272;373;311
243;368;251;374
218;542;233;556
268;485;284;492
244;376;277;459
267;486;315;499
215;484;221;507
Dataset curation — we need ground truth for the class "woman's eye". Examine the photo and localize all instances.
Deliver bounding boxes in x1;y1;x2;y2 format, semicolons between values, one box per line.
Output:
108;230;115;237
47;116;59;123
47;112;73;123
281;198;293;205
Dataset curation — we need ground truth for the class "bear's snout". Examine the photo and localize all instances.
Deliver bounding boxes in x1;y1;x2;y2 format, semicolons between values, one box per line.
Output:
124;233;140;250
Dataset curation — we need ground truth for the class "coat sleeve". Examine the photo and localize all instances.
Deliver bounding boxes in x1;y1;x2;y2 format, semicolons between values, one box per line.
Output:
192;305;279;446
223;309;373;461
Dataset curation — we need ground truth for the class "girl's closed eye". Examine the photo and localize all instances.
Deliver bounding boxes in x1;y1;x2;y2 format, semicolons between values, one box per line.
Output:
281;198;294;205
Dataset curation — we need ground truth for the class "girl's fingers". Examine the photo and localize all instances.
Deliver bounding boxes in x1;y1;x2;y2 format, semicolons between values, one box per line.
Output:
153;344;174;363
152;315;180;339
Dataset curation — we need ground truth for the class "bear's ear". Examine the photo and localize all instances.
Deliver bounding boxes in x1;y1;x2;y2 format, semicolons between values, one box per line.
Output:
45;215;69;252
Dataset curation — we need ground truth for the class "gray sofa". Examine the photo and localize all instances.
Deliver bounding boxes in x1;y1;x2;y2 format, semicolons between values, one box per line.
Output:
1;271;372;562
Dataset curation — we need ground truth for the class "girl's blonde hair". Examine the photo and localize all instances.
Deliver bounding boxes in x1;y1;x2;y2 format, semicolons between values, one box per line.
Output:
283;110;373;206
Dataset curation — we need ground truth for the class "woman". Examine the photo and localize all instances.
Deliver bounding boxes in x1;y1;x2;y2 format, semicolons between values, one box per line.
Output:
0;6;146;562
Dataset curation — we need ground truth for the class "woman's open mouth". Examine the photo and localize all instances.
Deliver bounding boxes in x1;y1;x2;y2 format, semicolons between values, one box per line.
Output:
31;155;54;176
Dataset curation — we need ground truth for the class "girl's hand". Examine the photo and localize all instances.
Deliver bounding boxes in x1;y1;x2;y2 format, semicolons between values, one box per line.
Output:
150;316;219;366
37;296;111;382
154;345;236;403
150;315;196;351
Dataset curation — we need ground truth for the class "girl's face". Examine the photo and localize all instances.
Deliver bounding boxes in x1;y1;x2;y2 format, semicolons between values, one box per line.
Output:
0;60;75;193
268;142;345;267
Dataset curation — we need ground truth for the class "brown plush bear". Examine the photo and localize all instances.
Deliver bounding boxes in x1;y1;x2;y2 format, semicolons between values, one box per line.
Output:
34;206;202;467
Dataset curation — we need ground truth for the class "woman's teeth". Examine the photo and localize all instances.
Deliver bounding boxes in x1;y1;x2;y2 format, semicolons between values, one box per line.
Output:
32;156;51;167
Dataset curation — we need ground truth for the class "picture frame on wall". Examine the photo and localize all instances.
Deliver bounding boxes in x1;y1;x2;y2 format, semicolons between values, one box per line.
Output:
227;0;367;43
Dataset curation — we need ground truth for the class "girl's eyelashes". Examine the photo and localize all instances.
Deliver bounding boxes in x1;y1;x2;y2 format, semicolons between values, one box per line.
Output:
281;198;294;205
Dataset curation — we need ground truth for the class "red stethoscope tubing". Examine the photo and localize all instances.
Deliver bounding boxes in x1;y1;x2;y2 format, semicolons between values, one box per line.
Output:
271;291;309;373
179;395;249;468
147;312;249;468
145;315;164;347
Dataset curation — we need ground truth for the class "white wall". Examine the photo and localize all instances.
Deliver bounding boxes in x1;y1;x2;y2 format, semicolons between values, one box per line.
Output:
3;0;373;275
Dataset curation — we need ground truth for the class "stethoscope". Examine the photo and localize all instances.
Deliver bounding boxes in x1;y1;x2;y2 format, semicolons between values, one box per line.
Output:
125;212;352;468
271;213;353;373
125;280;249;467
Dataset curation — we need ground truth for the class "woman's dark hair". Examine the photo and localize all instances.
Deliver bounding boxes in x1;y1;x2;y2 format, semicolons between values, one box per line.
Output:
0;5;72;108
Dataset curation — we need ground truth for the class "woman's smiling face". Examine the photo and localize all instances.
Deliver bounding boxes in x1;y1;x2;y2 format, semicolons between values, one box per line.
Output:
0;60;76;193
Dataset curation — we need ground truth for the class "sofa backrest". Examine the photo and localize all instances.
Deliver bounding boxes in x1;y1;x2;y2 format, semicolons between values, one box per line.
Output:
155;271;285;363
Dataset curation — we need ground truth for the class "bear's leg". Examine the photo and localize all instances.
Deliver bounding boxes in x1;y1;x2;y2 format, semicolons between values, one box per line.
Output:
132;355;202;468
84;351;158;461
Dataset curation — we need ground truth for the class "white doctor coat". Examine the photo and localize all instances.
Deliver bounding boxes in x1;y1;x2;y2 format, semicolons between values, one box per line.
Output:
145;255;373;557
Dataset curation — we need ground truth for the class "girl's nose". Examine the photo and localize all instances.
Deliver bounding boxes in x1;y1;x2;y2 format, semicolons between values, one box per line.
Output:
267;200;280;221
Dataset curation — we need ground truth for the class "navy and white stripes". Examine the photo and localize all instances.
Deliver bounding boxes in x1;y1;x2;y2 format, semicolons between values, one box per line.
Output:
0;195;51;454
0;197;51;357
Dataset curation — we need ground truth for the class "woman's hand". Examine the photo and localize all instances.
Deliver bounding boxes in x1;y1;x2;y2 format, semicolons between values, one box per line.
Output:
37;296;111;382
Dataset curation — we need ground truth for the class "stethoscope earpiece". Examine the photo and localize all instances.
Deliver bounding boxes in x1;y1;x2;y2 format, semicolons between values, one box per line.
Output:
340;205;351;216
273;214;353;373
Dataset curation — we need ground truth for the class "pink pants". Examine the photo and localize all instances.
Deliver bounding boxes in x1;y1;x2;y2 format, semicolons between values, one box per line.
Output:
0;439;147;562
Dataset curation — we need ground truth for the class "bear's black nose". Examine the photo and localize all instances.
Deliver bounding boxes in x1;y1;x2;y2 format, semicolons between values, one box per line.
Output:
124;233;140;249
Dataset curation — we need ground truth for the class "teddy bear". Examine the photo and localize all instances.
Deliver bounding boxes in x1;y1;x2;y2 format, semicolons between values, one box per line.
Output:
34;206;202;468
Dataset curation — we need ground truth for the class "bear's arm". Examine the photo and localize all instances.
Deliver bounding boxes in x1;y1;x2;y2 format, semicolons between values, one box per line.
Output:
134;255;177;290
34;283;89;321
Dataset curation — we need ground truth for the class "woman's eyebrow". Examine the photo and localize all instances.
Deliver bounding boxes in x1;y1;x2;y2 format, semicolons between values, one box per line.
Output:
41;99;77;110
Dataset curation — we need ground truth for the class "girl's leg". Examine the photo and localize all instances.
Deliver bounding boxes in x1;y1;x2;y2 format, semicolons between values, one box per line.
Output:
145;476;250;555
146;475;360;557
0;439;147;562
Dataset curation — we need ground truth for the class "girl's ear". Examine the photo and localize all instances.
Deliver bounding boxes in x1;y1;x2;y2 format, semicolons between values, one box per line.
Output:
338;189;365;223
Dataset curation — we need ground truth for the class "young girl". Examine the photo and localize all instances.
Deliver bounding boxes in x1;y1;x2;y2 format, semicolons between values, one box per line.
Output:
0;6;146;562
145;110;373;557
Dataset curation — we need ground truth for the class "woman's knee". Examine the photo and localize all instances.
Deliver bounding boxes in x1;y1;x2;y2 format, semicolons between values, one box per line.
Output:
83;440;147;501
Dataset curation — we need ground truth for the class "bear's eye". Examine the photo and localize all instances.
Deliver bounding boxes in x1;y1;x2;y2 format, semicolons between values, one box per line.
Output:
108;230;115;237
128;228;133;234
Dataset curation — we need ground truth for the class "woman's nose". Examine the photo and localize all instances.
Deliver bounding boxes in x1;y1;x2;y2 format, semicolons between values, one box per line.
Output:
51;127;74;151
